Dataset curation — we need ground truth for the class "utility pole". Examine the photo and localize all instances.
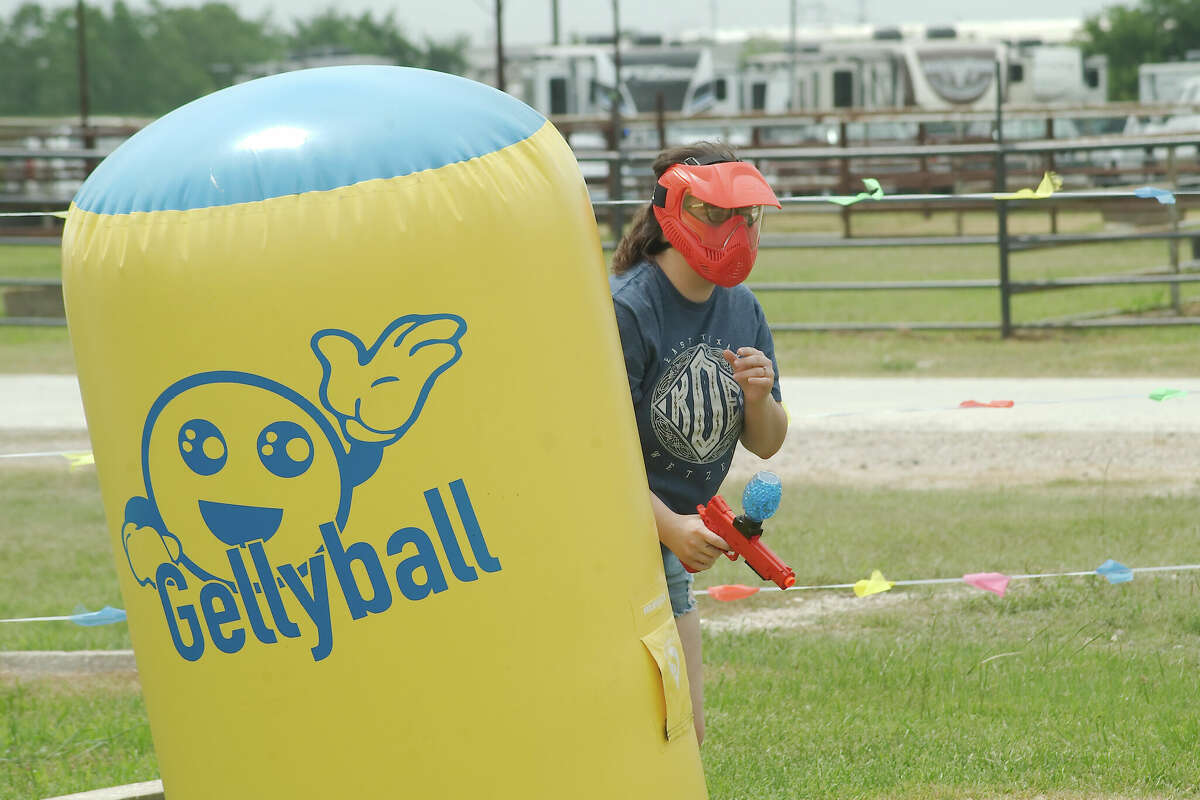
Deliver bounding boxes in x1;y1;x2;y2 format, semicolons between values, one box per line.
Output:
551;0;560;45
789;0;797;111
609;0;624;239
494;0;505;92
610;0;622;152
75;0;95;170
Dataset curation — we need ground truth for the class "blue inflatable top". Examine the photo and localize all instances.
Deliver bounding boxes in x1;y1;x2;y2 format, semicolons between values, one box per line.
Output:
73;66;547;215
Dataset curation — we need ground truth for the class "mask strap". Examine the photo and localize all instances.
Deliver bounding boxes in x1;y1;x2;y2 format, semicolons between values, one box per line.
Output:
652;155;738;206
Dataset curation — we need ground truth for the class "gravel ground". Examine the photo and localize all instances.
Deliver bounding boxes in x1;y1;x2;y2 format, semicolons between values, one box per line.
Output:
729;377;1200;492
2;375;1197;490
731;429;1200;492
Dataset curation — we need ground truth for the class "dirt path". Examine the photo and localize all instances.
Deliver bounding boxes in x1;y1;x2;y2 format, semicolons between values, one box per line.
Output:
731;429;1200;492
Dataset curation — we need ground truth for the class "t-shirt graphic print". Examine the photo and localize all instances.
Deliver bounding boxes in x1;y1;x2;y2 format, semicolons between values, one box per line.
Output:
651;343;743;464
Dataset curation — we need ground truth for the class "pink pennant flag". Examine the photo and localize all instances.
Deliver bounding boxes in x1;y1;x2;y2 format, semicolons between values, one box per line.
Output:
963;572;1011;597
706;584;760;602
959;400;1014;409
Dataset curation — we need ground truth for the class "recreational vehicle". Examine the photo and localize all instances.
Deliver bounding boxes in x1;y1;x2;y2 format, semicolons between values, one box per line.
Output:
513;36;1101;120
740;39;1007;114
520;42;743;118
1005;45;1107;105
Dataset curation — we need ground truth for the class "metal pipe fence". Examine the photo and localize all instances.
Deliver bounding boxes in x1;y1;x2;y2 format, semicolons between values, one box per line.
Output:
3;133;1200;334
593;186;1200;337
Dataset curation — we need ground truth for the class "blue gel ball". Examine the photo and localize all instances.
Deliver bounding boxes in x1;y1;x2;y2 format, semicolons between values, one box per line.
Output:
742;471;782;522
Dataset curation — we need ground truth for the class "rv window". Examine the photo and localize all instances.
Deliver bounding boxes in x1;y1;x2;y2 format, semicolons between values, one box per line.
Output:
715;78;727;101
752;82;767;111
549;77;568;115
1084;68;1100;89
1008;64;1025;83
833;70;853;108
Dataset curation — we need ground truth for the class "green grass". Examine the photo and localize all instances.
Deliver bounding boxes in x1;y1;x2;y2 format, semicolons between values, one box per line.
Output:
0;468;128;652
0;244;60;281
692;483;1200;799
0;676;156;800
0;245;75;373
4;463;1200;797
0;326;75;373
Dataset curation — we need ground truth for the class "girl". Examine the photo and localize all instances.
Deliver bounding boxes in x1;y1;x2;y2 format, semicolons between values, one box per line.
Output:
610;142;788;745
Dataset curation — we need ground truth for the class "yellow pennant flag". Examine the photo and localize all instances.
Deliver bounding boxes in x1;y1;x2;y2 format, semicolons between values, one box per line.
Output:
63;452;95;471
996;171;1062;200
853;569;895;598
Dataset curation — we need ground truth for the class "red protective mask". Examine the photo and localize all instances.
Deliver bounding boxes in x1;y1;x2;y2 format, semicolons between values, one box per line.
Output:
652;159;781;287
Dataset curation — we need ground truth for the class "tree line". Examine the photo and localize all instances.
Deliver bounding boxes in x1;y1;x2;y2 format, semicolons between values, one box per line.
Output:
0;1;469;116
1079;0;1200;100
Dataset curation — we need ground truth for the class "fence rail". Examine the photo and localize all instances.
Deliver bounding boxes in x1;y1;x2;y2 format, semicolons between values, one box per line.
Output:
592;185;1200;336
3;126;1200;335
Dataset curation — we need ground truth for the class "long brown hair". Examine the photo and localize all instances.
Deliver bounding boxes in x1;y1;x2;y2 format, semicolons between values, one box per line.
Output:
610;141;738;274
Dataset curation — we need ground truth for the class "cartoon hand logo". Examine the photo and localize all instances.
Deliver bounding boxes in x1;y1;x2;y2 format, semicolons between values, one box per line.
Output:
312;314;466;447
122;497;182;589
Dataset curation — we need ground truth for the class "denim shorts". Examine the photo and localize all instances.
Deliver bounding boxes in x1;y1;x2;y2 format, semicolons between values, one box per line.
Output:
660;543;696;617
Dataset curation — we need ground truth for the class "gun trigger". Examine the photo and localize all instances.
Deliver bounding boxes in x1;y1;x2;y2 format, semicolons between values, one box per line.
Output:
725;551;738;562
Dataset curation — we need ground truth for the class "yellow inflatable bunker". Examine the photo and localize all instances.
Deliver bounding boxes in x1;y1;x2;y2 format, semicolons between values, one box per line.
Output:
61;66;707;798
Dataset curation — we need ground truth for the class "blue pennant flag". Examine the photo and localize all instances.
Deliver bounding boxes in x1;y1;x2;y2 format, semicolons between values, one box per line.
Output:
1096;559;1134;585
70;606;128;626
1134;186;1176;205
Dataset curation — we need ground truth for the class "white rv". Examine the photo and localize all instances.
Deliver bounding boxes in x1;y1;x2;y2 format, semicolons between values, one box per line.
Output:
521;42;742;118
1139;59;1200;104
1005;45;1107;105
740;39;1007;113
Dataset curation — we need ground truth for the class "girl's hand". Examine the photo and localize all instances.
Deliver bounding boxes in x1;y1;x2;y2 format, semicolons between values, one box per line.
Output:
723;347;774;405
661;512;731;572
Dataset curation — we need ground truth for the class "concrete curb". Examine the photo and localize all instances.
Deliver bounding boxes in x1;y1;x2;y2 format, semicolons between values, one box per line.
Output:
42;779;163;800
0;650;136;675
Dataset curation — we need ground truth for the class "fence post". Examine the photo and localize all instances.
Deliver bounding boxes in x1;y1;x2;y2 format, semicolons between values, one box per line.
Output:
655;91;666;150
994;60;1012;338
1044;117;1058;235
1168;144;1181;313
839;120;851;238
609;151;625;242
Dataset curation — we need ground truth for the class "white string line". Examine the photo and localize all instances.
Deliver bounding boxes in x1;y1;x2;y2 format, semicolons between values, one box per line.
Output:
4;568;1199;622
0;211;66;217
0;450;88;460
0;188;1186;219
695;563;1200;596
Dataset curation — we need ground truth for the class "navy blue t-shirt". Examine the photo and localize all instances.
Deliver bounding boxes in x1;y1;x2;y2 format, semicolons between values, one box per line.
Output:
611;260;782;516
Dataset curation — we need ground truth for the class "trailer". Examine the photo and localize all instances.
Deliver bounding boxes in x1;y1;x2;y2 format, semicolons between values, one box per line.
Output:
1138;59;1200;104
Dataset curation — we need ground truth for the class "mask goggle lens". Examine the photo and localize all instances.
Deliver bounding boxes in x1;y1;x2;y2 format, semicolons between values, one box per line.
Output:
682;195;764;227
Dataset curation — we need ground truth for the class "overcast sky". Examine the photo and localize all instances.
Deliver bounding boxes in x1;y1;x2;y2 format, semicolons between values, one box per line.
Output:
1;0;1121;45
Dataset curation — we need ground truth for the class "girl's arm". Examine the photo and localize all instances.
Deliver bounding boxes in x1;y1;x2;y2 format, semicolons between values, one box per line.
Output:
724;347;788;459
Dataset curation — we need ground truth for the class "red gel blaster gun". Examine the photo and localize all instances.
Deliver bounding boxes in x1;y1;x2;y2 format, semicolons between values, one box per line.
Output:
685;471;796;590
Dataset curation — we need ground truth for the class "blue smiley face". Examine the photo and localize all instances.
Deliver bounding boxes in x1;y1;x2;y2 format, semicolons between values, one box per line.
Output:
146;379;346;584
